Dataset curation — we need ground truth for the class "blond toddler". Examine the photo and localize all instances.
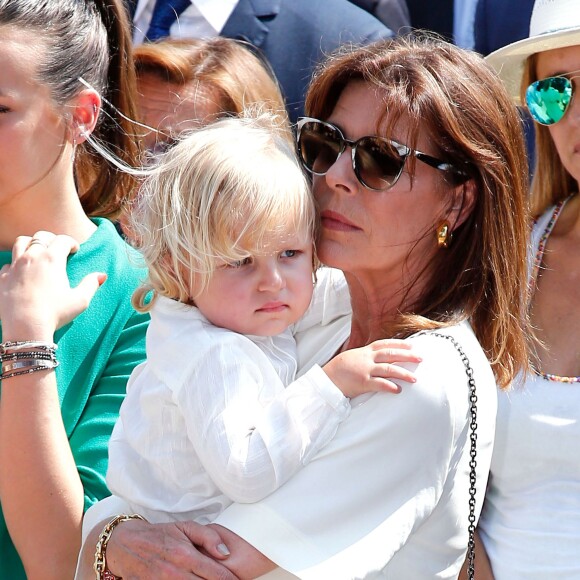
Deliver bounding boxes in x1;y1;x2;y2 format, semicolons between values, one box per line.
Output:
106;113;419;524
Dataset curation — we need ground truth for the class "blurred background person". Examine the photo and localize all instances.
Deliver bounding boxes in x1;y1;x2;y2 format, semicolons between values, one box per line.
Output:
406;0;453;40
126;0;394;122
453;0;477;49
474;0;536;173
474;0;535;56
349;0;410;33
405;0;477;48
133;37;289;155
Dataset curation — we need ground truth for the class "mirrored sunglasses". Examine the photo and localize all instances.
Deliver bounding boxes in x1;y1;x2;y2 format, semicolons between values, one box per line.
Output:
526;75;577;126
296;117;465;191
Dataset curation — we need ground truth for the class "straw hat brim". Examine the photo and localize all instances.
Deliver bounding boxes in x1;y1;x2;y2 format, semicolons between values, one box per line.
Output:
486;28;580;104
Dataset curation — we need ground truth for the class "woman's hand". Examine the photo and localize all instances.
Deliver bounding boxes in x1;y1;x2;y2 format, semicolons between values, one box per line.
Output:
323;338;422;398
0;231;105;340
98;518;240;580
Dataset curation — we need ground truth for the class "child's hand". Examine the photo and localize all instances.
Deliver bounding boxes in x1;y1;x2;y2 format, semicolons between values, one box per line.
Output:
323;339;421;399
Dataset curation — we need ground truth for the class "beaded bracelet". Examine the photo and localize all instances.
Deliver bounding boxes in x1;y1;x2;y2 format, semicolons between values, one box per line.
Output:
1;351;56;362
94;514;146;580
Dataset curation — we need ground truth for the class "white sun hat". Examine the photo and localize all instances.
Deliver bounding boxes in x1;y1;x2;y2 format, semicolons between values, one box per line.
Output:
486;0;580;103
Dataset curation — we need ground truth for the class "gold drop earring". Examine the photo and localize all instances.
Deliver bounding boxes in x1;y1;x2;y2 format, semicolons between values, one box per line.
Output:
436;221;452;249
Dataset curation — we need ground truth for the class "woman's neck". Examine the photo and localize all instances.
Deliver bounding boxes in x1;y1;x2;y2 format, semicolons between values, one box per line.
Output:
0;179;97;250
343;269;428;348
552;192;580;238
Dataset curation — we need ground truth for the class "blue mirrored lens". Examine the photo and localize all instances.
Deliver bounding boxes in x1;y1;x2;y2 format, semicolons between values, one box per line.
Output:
526;77;573;125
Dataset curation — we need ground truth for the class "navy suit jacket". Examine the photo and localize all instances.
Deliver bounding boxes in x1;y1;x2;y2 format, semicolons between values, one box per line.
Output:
222;0;393;123
349;0;411;33
474;0;536;174
406;0;453;41
474;0;534;56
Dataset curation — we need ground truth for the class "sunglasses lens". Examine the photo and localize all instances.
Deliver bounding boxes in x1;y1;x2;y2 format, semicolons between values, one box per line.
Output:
354;137;405;190
298;122;343;175
526;77;573;125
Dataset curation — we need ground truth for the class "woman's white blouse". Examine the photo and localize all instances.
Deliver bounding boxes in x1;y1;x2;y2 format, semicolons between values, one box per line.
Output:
216;321;498;579
106;267;352;523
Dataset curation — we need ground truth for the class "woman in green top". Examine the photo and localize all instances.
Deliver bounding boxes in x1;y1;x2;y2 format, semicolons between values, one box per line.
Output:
0;1;149;578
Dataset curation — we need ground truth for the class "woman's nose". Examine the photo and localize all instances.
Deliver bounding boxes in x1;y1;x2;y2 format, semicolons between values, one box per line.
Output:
323;147;359;194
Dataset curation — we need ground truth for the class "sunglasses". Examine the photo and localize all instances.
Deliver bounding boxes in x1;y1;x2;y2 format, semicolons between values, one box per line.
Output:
526;73;579;125
296;117;465;191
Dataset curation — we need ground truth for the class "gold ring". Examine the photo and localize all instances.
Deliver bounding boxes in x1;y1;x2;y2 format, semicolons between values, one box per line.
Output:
28;239;47;248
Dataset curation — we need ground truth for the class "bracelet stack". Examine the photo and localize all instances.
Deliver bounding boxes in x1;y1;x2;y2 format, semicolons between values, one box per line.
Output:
0;340;58;381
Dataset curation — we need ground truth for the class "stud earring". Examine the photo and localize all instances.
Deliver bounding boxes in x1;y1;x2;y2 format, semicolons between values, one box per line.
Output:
436;221;452;249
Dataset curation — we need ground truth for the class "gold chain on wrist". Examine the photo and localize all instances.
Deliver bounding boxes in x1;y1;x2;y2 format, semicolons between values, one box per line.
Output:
94;514;146;580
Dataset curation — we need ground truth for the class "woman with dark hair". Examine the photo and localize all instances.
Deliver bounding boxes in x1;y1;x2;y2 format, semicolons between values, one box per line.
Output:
0;1;149;578
78;34;531;579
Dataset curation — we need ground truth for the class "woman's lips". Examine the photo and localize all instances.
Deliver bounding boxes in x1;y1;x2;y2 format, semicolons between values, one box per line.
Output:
320;210;360;231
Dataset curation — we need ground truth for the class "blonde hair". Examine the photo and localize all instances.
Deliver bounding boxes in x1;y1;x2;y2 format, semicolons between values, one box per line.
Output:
522;54;578;217
130;112;315;311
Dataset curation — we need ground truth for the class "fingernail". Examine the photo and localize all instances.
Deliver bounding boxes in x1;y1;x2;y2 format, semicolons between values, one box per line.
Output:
217;543;230;556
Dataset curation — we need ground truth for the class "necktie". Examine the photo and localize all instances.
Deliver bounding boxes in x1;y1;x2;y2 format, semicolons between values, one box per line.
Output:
146;0;192;41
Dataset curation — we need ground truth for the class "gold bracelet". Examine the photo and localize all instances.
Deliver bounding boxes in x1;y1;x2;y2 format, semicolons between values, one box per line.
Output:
94;514;146;580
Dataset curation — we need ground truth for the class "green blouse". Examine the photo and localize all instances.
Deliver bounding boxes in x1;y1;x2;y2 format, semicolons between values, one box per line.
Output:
0;219;149;579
